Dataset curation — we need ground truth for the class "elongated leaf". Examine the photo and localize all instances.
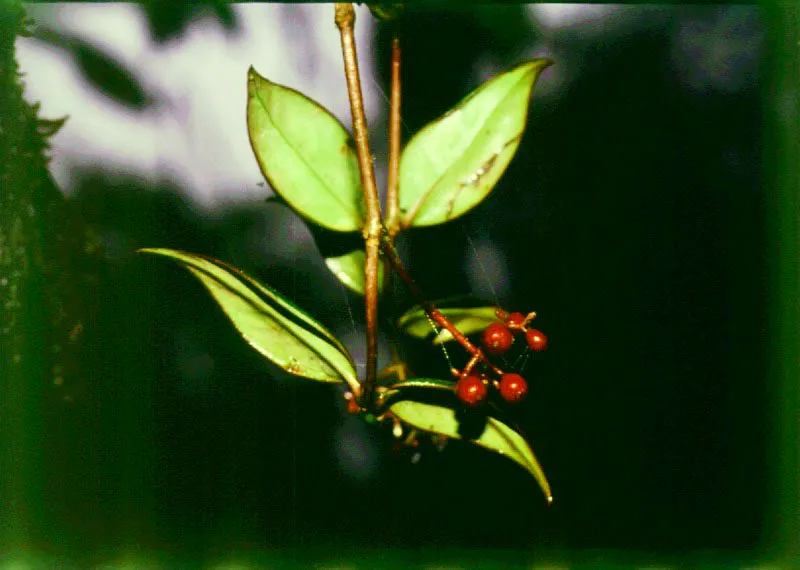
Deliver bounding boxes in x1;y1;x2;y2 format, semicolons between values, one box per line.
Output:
397;303;501;343
139;248;359;393
324;249;384;296
247;66;365;232
384;380;552;503
399;59;552;228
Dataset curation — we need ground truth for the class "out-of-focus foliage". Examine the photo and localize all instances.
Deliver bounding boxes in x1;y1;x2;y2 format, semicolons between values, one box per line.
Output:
1;0;104;550
142;0;237;43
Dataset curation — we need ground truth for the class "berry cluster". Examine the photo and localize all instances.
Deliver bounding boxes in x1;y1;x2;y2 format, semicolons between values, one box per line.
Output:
454;309;547;408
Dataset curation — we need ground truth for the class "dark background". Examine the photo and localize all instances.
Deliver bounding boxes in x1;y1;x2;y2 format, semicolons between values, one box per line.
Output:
14;4;775;568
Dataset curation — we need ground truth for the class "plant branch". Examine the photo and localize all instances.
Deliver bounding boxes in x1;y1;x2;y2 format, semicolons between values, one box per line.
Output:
381;32;402;303
385;33;402;239
380;233;504;377
335;3;383;407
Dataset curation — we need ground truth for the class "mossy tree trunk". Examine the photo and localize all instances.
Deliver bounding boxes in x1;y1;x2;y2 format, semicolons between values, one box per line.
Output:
1;2;101;553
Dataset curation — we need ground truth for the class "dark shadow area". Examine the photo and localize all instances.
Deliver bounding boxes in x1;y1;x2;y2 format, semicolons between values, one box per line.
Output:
142;0;238;44
23;4;767;566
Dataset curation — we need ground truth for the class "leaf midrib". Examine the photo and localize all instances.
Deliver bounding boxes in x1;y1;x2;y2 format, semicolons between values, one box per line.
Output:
403;69;532;226
254;88;363;227
187;260;353;383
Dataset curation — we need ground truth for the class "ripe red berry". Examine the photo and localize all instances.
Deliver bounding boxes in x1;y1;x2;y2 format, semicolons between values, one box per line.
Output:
506;312;526;329
499;373;528;404
482;322;513;355
525;328;548;352
455;375;488;407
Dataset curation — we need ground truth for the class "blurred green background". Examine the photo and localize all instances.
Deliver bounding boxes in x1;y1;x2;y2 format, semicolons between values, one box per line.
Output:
1;2;797;569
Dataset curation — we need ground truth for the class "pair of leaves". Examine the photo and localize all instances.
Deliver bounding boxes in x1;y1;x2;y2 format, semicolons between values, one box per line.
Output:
382;378;552;503
397;298;501;344
246;60;551;293
139;248;360;395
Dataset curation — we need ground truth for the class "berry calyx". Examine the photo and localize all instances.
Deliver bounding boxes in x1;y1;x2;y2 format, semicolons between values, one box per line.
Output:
506;312;526;329
499;373;528;403
525;328;548;352
482;322;514;355
455;375;488;407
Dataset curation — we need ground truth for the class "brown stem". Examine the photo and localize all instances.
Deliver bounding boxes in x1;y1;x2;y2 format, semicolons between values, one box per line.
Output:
385;33;402;239
380;233;504;377
381;32;402;303
335;3;382;407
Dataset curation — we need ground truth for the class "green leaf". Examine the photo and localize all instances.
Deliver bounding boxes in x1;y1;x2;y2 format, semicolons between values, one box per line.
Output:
384;380;552;503
397;302;501;344
368;3;404;21
139;248;359;394
247;66;365;232
399;59;552;228
301;222;384;297
324;249;384;296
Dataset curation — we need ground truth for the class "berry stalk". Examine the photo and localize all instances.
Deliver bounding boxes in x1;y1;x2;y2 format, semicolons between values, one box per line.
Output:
380;232;504;377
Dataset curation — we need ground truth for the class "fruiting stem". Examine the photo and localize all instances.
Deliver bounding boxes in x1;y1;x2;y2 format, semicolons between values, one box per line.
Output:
380;233;504;377
460;352;482;378
335;3;382;407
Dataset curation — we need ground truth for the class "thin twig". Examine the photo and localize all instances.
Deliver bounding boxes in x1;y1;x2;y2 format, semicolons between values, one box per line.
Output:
380;233;504;377
381;32;402;307
335;3;382;407
385;33;402;239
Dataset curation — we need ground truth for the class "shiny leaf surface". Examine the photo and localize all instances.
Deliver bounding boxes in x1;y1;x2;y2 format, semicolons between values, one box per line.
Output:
247;66;365;232
139;248;359;393
385;380;552;502
399;59;552;227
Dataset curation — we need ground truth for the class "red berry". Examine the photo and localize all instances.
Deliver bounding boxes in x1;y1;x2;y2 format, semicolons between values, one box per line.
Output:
499;373;528;403
455;375;488;407
506;312;526;329
525;329;548;352
482;322;514;355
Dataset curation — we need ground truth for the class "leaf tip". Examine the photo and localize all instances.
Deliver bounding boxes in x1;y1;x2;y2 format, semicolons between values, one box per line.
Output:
546;494;554;505
520;58;554;78
539;57;555;70
247;65;266;89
